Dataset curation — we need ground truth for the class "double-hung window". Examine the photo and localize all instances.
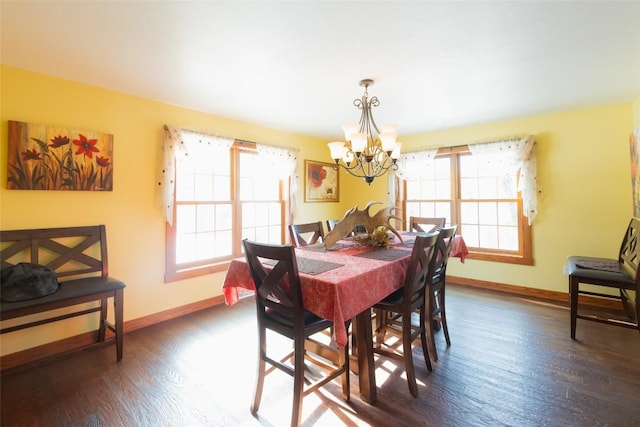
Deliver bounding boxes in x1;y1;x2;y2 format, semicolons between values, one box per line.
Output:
397;137;536;265
160;127;294;282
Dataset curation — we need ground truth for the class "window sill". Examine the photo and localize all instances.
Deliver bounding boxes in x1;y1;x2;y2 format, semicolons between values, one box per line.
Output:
464;251;533;266
165;260;231;283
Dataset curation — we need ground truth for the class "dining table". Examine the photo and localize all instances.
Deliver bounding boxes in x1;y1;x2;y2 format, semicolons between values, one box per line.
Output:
222;231;468;404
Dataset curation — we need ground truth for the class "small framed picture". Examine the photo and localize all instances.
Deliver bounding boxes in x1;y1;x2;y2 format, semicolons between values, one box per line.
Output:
304;160;339;202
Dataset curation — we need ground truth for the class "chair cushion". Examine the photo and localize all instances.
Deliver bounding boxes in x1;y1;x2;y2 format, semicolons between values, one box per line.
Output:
567;256;634;285
265;307;329;329
0;276;126;314
374;287;404;308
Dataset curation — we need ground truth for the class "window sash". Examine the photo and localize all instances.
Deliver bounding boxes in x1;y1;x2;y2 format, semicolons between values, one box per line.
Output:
400;146;533;265
165;140;288;282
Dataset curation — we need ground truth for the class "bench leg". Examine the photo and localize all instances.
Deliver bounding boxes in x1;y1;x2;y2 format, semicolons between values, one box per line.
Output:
98;298;108;342
114;288;124;361
569;276;578;339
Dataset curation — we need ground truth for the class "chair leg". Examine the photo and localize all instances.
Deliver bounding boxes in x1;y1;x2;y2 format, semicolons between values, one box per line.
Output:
402;314;418;397
98;297;108;342
373;308;386;348
427;292;439;361
291;336;305;427
419;309;433;373
114;289;124;361
569;276;579;339
251;327;267;415
439;288;450;346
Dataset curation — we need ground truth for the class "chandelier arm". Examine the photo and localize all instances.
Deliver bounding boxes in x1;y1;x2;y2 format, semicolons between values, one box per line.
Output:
334;154;398;184
367;96;381;135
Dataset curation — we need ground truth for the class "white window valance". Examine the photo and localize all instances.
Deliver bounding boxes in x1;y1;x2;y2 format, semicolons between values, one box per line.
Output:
157;126;233;226
255;143;300;217
391;135;537;224
157;125;299;225
388;148;438;204
468;135;537;224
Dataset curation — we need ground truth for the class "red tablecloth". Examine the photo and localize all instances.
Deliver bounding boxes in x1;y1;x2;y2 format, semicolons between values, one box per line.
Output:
222;233;468;347
451;234;469;262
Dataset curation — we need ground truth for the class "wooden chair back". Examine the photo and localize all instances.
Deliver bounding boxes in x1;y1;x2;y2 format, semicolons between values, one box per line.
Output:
326;219;338;232
409;216;446;233
618;218;640;278
432;225;458;282
288;222;324;247
242;239;302;323
403;233;440;311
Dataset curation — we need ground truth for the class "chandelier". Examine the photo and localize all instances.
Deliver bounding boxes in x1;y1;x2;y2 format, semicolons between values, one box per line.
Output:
328;79;401;185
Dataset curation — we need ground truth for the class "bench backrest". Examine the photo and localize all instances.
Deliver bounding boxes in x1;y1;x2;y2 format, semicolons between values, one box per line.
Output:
619;218;640;283
0;225;109;280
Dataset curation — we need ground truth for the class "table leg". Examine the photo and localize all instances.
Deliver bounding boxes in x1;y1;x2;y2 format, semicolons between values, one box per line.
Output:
355;308;376;404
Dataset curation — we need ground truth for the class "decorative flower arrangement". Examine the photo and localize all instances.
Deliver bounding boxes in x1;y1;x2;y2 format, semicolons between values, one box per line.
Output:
356;226;394;248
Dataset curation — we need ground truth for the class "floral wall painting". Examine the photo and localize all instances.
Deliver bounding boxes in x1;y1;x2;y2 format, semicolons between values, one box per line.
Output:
7;120;114;191
630;126;640;216
304;160;339;202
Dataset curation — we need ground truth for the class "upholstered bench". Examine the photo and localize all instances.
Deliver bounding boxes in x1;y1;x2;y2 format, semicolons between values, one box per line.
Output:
567;218;640;338
0;225;125;363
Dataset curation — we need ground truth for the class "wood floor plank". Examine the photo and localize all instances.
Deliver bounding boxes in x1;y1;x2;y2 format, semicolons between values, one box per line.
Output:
2;284;640;426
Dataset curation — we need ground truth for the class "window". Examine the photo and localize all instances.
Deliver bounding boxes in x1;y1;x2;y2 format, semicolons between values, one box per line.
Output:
162;129;290;282
398;138;535;265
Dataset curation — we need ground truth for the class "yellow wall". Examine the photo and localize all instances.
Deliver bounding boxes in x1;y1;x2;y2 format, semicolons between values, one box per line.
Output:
401;103;635;290
0;66;350;354
0;65;637;355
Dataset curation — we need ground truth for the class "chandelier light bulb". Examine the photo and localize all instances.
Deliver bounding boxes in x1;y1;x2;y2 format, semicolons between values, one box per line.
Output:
342;123;359;140
350;132;367;154
379;131;398;152
328;141;347;160
391;142;402;160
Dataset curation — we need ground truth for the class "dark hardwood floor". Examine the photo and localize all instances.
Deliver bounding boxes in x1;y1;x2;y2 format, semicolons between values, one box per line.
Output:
2;284;640;426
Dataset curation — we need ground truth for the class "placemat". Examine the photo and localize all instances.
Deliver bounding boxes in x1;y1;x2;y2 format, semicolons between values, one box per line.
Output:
355;248;409;261
263;257;344;275
297;257;344;275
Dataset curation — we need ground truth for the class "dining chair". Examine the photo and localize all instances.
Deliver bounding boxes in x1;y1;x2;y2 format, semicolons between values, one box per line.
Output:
409;216;446;233
567;218;640;339
242;239;350;427
372;232;439;397
288;221;325;247
426;225;458;361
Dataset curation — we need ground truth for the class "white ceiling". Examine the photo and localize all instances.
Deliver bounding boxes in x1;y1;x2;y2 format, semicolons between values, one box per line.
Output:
2;1;639;140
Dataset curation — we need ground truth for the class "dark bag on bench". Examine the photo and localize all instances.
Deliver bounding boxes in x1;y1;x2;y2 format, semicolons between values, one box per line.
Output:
1;262;59;302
